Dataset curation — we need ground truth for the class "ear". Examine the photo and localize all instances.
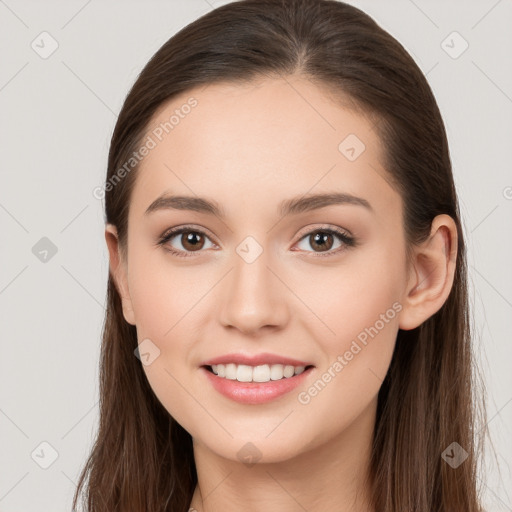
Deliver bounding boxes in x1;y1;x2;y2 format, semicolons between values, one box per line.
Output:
399;214;458;331
105;224;136;325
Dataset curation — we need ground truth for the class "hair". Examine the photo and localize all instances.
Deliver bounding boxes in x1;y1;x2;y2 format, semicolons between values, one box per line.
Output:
73;0;488;510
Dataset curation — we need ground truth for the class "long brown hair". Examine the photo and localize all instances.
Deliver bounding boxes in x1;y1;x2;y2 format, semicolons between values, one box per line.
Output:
73;0;487;510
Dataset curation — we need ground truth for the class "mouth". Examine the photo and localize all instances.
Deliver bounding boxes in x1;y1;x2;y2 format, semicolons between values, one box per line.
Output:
200;363;316;404
202;363;315;383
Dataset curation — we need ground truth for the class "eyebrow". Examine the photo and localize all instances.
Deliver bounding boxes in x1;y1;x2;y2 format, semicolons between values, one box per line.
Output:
144;192;373;218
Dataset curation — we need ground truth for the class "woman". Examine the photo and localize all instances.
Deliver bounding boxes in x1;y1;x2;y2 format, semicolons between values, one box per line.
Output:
73;0;486;510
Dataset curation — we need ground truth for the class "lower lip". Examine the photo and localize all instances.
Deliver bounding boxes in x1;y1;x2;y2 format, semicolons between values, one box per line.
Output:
200;366;315;405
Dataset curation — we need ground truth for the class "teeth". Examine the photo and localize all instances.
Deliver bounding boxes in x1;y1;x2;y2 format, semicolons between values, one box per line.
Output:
210;363;307;382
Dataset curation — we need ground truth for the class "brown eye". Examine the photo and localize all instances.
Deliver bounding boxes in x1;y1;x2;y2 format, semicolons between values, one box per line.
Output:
295;227;355;256
159;227;215;257
308;231;335;252
180;231;206;251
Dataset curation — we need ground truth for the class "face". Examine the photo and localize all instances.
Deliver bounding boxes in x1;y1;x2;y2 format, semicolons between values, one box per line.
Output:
114;76;411;463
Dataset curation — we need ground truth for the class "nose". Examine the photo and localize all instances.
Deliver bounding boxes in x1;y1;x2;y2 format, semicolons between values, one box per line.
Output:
218;248;290;335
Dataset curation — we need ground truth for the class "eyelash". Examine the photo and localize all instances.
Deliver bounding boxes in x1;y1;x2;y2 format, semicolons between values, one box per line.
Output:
157;224;356;259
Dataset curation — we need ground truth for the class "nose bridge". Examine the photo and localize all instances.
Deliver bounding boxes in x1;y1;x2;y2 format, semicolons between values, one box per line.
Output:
218;236;289;333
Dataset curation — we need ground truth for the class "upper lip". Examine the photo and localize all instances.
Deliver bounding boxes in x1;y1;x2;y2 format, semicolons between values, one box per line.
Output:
201;352;314;368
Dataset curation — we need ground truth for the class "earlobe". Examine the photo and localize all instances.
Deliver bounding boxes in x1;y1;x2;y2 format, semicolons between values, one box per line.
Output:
398;214;458;331
105;224;136;325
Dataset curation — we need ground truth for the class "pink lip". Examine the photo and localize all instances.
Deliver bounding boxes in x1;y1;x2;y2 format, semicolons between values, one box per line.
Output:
200;352;313;367
201;366;315;405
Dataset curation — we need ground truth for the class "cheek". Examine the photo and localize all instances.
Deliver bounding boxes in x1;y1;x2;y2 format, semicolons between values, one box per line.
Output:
299;254;403;345
323;275;401;350
295;249;404;400
127;248;198;339
126;251;205;430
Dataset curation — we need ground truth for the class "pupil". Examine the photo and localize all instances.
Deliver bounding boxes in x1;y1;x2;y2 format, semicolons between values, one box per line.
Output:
188;233;199;244
184;232;202;250
313;232;332;251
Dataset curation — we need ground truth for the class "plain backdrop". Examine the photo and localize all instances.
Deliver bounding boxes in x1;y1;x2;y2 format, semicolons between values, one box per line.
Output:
0;0;511;510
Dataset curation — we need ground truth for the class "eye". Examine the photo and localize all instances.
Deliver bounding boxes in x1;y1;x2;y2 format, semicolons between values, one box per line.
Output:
157;224;356;258
294;226;355;256
157;225;215;258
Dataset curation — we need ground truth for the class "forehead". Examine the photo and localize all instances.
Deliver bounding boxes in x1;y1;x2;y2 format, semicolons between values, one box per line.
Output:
131;77;399;220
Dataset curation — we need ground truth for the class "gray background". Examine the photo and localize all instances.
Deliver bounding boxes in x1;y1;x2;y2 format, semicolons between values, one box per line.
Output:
1;0;511;510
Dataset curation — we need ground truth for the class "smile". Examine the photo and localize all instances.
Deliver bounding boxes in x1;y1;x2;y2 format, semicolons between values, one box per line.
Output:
208;363;311;382
201;364;315;405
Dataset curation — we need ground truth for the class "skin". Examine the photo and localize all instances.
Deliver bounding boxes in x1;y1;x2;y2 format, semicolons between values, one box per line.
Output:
106;76;457;512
